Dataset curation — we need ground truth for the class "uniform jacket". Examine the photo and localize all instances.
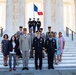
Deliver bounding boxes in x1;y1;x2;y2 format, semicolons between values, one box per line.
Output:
19;34;31;51
28;33;35;45
32;37;45;53
40;33;46;41
17;31;23;38
45;38;57;54
36;21;41;27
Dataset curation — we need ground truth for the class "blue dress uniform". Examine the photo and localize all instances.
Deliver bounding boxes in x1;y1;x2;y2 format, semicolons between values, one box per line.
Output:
36;19;41;31
32;19;37;33
45;38;57;69
32;37;44;70
28;19;32;32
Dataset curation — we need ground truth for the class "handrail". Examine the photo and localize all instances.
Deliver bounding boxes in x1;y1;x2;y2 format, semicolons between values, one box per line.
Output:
0;27;3;37
66;27;76;41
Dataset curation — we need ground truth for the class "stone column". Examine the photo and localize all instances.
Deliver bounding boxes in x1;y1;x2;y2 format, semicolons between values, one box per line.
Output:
12;0;19;34
74;0;76;32
55;0;64;33
44;0;52;32
18;0;25;28
6;0;13;37
51;0;57;31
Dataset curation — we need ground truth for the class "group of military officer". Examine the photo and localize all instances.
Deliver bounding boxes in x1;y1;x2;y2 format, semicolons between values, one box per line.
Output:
17;26;57;70
28;26;56;70
32;30;56;70
28;18;41;33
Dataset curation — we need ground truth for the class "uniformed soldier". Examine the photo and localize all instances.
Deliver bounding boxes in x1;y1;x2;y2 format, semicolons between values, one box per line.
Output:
40;28;46;41
36;18;41;31
32;31;44;70
45;33;57;69
19;28;31;70
28;28;35;58
28;18;32;33
32;18;37;33
46;26;53;39
17;26;23;38
40;28;46;58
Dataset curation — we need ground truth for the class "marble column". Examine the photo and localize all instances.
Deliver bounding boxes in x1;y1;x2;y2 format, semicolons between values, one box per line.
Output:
55;0;64;33
12;0;19;34
74;0;76;32
18;0;25;28
6;0;13;38
44;0;52;32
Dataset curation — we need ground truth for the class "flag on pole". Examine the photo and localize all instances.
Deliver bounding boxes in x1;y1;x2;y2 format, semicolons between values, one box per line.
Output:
34;4;43;15
34;4;38;12
38;11;43;15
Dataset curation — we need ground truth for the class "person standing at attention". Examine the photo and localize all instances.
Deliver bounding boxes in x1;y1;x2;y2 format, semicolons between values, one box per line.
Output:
19;28;31;70
32;31;44;70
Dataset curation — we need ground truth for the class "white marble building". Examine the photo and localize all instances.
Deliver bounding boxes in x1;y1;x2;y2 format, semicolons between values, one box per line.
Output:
0;0;76;37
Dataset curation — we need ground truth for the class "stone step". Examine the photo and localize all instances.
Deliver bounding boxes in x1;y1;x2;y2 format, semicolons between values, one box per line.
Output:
0;53;76;57
0;63;76;69
0;59;76;64
0;38;76;70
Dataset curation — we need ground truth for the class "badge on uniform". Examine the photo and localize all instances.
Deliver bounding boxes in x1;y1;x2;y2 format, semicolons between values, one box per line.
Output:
40;38;42;41
40;42;42;43
47;41;48;44
35;39;36;42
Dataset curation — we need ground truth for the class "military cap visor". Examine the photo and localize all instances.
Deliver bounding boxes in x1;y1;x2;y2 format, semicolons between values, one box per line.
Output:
19;26;23;28
49;32;53;36
48;26;51;28
36;31;41;34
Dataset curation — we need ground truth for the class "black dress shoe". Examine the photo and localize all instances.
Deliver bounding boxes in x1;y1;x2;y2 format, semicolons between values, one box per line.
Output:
51;67;54;69
39;68;42;70
30;57;34;58
25;67;29;70
22;67;29;70
48;66;51;69
35;67;38;70
48;67;51;69
22;67;26;70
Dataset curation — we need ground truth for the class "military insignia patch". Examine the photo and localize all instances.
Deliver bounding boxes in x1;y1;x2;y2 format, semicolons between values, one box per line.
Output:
35;39;36;41
40;38;42;41
40;42;42;43
47;41;48;44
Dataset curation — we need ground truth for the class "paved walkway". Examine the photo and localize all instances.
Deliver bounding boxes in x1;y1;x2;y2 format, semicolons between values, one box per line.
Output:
0;69;76;75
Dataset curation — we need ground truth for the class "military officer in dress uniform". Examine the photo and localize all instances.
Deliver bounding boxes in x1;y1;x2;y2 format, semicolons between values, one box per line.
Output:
17;26;23;38
32;31;44;70
32;18;37;33
40;28;46;58
28;28;35;58
36;18;41;31
40;28;46;41
46;26;53;39
19;28;31;70
45;33;57;69
28;18;32;33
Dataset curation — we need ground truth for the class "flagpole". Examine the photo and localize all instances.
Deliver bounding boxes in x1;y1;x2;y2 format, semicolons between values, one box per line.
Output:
33;3;35;18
